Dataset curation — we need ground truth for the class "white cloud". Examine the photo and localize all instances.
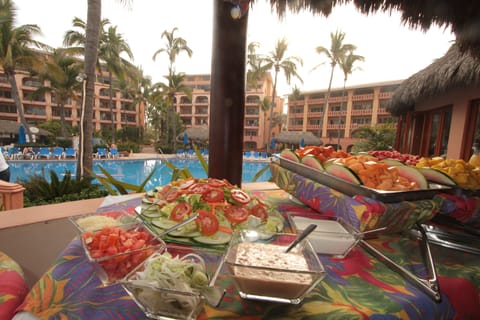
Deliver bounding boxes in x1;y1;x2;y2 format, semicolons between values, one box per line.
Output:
14;0;454;96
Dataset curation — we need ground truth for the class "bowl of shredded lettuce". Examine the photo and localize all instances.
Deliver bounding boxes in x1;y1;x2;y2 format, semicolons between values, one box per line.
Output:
121;244;224;320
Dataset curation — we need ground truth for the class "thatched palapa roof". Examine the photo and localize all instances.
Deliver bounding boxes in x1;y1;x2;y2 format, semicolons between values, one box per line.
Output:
176;127;209;143
275;131;322;145
0;120;51;136
387;44;480;115
260;0;480;56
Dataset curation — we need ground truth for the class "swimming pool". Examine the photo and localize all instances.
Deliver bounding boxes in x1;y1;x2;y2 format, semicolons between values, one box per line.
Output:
8;158;272;190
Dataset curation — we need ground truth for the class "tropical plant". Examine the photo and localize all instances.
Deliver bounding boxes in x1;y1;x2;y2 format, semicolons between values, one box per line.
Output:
261;38;303;153
32;50;83;137
0;0;48;142
152;28;192;152
313;30;355;138
351;123;396;152
259;96;271;148
336;51;364;148
18;170;108;207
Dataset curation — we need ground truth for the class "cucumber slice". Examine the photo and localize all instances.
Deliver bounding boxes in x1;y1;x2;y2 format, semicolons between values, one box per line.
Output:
193;231;232;245
151;217;179;229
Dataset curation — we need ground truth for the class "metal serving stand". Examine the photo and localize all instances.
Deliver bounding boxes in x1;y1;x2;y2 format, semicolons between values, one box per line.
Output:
272;156;451;301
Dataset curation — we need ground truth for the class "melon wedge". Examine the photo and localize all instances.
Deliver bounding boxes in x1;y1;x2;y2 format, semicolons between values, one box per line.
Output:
325;163;362;185
380;159;405;166
417;167;457;186
396;166;429;189
280;149;300;162
301;154;324;171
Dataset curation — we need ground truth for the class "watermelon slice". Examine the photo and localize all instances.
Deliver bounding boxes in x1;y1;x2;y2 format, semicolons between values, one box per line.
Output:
325;163;362;185
380;159;405;166
301;154;324;171
280;149;300;162
396;166;429;189
417;167;457;186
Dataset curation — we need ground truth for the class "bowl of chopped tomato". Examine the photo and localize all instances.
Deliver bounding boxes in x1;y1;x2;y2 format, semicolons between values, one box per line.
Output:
81;223;166;286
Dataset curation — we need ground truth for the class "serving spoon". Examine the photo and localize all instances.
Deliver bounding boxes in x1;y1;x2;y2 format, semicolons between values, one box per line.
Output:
285;224;317;253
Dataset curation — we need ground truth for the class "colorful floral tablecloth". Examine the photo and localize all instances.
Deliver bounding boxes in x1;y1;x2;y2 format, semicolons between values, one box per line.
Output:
0;251;29;320
15;189;480;319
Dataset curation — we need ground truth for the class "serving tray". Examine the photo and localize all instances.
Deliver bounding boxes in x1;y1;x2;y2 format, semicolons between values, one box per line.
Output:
273;156;452;203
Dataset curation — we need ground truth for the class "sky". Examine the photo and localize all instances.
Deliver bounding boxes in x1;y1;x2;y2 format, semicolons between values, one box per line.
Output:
14;0;455;97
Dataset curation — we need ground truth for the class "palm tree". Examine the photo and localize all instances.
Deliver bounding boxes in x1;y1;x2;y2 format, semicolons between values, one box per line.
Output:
259;97;271;148
152;28;192;151
156;71;192;151
262;38;303;153
101;25;134;143
313;30;355;139
246;42;269;90
337;51;364;148
0;0;47;143
33;50;83;137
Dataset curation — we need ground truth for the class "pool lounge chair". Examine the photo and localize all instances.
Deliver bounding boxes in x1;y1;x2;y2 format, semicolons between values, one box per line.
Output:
52;147;65;159
95;148;108;159
36;147;51;159
64;148;76;159
7;147;22;160
109;148;119;159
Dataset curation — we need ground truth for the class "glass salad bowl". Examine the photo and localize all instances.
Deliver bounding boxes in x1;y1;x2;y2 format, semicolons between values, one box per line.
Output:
121;244;225;320
80;222;166;286
224;229;326;304
288;215;362;258
70;209;139;233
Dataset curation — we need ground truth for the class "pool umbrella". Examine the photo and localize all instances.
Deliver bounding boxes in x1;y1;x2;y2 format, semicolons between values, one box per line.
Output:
18;125;26;144
270;137;276;150
300;138;305;148
183;132;189;146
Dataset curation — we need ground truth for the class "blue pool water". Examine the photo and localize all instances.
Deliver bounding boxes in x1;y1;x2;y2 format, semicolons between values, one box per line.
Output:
8;158;272;190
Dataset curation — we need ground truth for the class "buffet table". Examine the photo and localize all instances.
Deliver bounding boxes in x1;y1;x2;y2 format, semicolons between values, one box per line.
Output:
14;188;480;319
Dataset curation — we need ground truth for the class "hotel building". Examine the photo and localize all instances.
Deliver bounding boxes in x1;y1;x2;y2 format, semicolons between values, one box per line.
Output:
287;80;401;151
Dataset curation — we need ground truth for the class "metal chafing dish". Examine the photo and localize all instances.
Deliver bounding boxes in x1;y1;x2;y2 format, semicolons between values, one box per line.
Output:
272;156;452;203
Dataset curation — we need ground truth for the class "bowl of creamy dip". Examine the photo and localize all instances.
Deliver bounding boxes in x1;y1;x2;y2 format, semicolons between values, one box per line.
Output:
224;230;326;304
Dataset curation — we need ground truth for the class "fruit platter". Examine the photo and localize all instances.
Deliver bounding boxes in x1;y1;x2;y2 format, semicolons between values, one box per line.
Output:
275;147;452;203
135;177;285;249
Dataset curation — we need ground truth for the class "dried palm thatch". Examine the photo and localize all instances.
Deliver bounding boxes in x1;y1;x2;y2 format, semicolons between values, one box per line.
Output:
256;0;480;55
275;131;322;145
387;44;480;115
0;120;51;136
176;127;209;143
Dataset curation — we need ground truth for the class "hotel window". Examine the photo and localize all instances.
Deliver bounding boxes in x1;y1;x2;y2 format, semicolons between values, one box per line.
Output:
246;95;260;104
425;106;452;157
309;105;324;113
0;103;16;113
463;99;480;160
24;105;46;116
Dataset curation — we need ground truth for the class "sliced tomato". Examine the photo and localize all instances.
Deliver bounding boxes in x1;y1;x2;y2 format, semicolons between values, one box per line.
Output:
165;189;181;202
206;178;226;187
195;210;219;236
202;187;224;202
224;205;249;225
178;178;195;189
230;189;251;205
250;204;268;221
189;183;210;195
170;202;193;221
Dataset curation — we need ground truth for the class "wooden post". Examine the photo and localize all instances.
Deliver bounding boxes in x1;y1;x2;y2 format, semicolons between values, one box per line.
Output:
209;1;248;186
0;181;25;210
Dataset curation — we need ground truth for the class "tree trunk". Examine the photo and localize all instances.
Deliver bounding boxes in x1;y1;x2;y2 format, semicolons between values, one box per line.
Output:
109;71;115;143
60;101;66;137
77;0;101;179
266;70;278;154
209;0;248;186
6;71;32;142
318;65;335;140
